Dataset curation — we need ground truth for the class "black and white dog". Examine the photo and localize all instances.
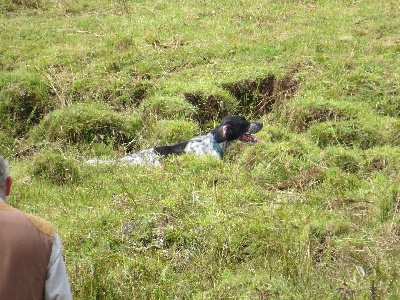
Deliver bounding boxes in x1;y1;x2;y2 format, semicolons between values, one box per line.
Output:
88;115;263;166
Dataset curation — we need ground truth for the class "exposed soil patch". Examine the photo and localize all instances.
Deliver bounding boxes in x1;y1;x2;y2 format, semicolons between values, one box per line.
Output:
184;71;300;128
276;166;322;191
369;157;387;171
0;88;55;136
222;72;300;117
184;92;232;127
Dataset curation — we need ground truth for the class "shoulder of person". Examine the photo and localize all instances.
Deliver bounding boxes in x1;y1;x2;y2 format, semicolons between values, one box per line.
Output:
0;202;54;237
23;212;55;237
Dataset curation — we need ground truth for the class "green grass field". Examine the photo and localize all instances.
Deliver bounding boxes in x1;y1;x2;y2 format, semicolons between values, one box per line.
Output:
1;0;400;298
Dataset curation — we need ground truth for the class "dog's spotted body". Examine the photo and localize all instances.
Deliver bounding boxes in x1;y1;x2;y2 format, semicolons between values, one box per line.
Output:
88;115;263;166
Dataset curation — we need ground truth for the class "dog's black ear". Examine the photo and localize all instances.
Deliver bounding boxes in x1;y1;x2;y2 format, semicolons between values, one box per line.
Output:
211;125;229;143
222;125;229;137
224;125;242;141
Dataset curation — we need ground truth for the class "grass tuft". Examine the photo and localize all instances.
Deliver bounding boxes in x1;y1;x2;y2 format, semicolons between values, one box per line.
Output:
30;152;80;185
28;102;142;148
308;120;383;150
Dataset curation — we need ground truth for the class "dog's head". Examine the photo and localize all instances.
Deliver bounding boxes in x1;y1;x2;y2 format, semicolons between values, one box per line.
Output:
211;115;263;143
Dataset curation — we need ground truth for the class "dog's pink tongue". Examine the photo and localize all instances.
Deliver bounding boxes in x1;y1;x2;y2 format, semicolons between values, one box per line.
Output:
240;134;260;143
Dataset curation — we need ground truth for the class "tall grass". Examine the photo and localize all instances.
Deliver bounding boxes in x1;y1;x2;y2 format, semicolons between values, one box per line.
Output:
1;0;400;298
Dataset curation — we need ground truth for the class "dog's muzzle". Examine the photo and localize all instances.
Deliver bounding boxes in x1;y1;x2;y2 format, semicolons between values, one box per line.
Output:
239;121;263;143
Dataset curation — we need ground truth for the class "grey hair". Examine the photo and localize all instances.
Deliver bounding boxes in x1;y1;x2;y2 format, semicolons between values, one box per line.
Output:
0;155;10;190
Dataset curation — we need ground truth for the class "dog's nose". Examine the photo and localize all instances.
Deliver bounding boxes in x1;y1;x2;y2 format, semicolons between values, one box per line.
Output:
248;122;263;134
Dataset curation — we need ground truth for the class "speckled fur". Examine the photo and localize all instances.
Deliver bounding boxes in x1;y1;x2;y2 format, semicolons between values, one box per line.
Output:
87;116;263;166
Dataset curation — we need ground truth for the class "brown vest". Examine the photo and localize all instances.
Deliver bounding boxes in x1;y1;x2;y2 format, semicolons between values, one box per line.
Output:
0;202;54;300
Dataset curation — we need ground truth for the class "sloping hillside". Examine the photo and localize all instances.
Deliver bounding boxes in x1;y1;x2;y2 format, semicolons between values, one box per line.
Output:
1;0;399;298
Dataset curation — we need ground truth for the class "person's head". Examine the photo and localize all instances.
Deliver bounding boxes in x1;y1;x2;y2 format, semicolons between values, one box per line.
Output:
0;155;12;199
